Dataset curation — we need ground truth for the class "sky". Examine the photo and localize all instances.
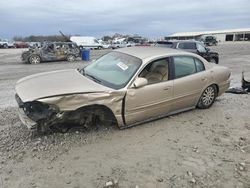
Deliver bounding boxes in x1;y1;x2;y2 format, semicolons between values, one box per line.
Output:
0;0;250;39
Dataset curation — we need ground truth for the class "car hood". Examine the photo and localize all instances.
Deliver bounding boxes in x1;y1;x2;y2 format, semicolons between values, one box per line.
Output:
15;69;111;102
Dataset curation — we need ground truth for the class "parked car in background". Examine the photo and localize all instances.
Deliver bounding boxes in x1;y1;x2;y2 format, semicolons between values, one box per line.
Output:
28;42;43;49
203;36;218;46
7;40;16;48
70;36;103;50
155;40;219;64
21;42;80;64
0;39;16;48
111;41;136;49
14;41;29;48
101;42;111;49
0;39;9;48
15;47;230;132
111;41;128;49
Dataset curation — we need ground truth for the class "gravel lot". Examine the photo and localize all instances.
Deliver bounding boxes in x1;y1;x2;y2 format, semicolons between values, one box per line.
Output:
0;43;250;188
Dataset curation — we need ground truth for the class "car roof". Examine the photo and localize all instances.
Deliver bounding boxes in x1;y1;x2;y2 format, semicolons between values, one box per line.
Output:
115;46;195;61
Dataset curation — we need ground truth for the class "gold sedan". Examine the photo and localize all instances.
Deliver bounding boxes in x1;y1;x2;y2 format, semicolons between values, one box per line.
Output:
15;47;231;132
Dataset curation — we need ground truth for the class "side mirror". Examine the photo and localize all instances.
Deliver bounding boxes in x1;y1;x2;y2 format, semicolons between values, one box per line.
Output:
133;77;148;88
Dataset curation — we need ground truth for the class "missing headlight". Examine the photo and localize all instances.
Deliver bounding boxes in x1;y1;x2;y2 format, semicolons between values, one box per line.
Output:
23;101;59;122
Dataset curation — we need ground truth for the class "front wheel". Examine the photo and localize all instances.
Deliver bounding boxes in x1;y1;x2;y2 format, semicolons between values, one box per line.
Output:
197;85;217;109
29;55;41;64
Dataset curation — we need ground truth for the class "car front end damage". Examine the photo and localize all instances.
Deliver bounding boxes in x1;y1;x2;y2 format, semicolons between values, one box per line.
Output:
15;94;60;131
21;51;31;62
21;49;37;63
15;90;126;132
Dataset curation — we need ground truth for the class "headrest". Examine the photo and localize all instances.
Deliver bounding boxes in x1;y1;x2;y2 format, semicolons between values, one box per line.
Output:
154;65;167;75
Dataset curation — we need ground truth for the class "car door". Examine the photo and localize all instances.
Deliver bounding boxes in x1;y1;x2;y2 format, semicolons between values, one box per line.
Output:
124;58;174;125
171;56;209;112
42;43;57;61
55;43;67;60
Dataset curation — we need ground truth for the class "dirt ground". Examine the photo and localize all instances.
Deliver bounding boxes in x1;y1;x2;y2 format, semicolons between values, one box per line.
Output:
0;43;250;188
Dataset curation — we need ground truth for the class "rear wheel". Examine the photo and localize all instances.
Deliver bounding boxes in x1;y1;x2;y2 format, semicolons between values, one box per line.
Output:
29;55;41;64
197;85;217;109
67;54;75;62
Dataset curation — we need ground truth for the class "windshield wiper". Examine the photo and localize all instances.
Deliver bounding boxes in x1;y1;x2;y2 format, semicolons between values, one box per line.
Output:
86;73;102;83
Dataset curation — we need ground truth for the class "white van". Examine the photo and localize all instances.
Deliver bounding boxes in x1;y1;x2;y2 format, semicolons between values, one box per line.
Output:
70;36;103;50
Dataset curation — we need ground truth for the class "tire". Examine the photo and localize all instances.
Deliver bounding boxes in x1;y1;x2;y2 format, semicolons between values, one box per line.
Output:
67;54;75;62
210;58;217;64
197;85;217;109
3;44;8;49
29;55;41;64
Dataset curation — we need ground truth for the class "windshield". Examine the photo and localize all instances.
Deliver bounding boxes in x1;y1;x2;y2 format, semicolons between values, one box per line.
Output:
83;52;142;89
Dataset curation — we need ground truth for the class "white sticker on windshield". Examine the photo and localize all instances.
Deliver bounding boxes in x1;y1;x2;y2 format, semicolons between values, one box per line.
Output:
117;62;128;71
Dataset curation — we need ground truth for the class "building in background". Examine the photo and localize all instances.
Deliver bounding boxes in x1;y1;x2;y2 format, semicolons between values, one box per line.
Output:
165;28;250;42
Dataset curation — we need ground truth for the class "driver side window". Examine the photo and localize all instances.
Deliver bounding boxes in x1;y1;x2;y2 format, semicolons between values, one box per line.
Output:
139;58;169;84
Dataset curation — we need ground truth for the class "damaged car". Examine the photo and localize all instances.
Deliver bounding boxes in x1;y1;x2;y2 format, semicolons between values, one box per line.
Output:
15;47;231;132
21;42;80;64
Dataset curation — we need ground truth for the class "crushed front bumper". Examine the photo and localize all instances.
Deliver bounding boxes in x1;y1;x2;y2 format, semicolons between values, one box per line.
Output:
18;107;37;130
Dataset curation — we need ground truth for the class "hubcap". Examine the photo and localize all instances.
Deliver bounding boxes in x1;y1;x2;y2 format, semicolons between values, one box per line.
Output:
68;55;74;62
31;56;39;64
202;87;215;106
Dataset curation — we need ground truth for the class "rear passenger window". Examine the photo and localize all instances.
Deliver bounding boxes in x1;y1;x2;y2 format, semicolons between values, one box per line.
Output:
173;56;196;79
178;42;196;49
194;58;205;72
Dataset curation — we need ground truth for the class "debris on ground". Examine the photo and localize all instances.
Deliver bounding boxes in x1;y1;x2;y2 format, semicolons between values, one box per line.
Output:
103;180;119;188
225;87;248;94
226;72;250;94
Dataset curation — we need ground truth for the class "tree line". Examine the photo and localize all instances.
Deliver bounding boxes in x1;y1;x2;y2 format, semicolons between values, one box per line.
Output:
12;35;70;42
12;33;146;43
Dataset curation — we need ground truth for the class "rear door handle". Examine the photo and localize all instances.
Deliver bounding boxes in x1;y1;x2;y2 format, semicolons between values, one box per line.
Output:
201;77;207;81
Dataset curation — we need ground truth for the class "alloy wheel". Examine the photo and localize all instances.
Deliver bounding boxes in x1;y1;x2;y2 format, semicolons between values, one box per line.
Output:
201;86;215;106
30;56;40;64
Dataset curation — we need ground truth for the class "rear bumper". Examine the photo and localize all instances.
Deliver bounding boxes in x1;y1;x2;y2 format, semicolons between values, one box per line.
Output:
218;80;230;96
18;108;37;130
